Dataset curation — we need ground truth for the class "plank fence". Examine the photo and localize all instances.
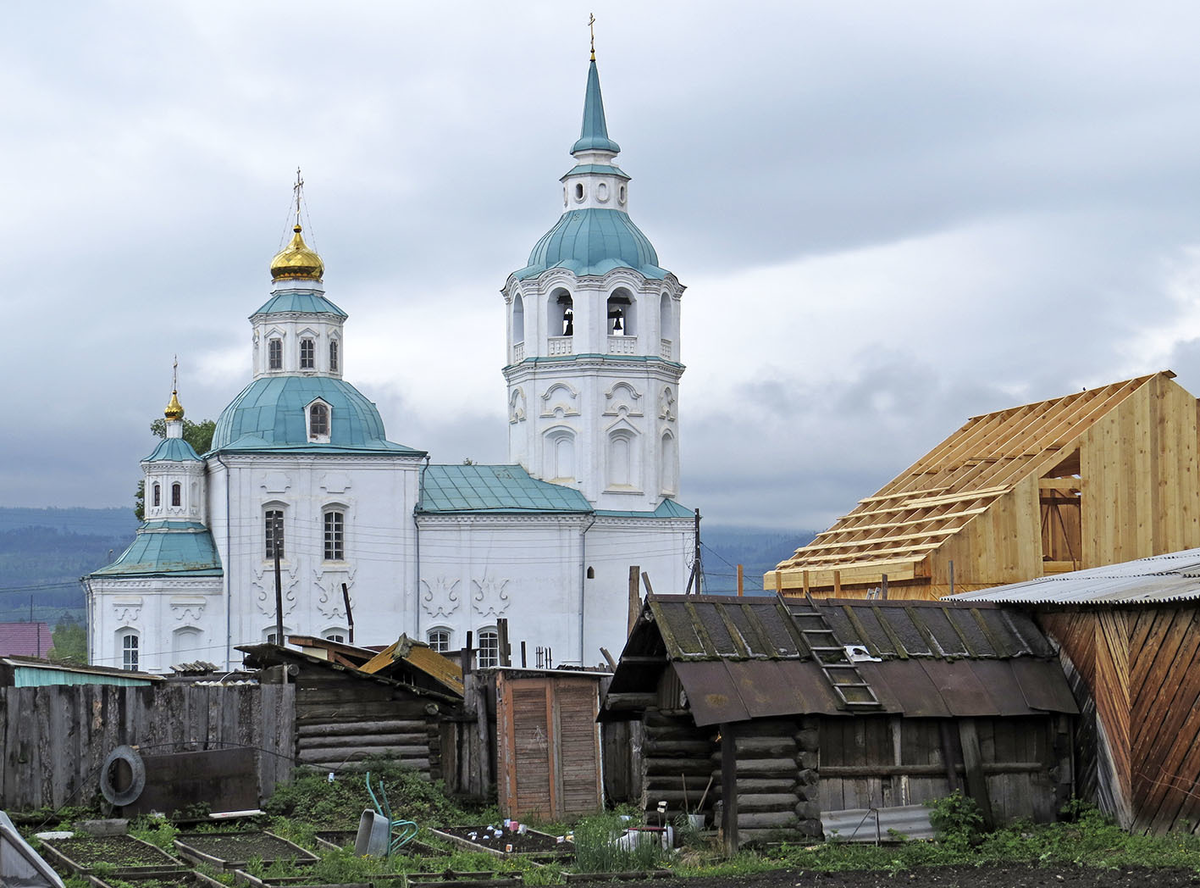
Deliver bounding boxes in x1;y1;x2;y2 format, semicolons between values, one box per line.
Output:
0;683;295;812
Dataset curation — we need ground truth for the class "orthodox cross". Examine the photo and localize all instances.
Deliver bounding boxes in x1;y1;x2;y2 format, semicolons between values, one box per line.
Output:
588;13;596;60
293;167;304;226
172;355;178;393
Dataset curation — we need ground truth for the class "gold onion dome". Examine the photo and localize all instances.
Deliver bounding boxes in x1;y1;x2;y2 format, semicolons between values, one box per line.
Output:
164;390;185;421
270;224;325;281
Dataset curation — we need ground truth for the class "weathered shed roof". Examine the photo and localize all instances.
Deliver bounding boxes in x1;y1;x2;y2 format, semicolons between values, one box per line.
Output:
950;547;1200;605
606;595;1076;726
360;634;464;696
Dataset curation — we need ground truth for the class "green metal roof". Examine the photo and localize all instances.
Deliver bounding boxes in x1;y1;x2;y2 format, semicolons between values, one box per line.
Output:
90;522;223;578
573;59;620;154
143;437;203;463
596;499;694;519
211;375;423;455
251;291;347;318
516;208;667;280
419;465;592;514
561;163;630;181
5;661;158;687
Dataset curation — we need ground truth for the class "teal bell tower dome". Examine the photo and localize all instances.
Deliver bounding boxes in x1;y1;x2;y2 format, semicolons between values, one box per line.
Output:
501;37;686;512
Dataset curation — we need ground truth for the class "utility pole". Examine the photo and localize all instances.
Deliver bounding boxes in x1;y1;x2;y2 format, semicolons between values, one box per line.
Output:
273;513;284;645
684;508;703;595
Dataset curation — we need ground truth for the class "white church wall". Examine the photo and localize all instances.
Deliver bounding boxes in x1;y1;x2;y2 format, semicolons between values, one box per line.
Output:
87;577;223;673
210;454;422;659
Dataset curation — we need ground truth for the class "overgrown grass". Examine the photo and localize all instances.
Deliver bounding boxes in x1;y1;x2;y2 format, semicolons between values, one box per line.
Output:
571;812;668;873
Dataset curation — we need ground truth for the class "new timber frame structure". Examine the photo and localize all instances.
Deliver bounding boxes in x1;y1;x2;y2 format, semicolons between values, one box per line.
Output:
769;372;1200;600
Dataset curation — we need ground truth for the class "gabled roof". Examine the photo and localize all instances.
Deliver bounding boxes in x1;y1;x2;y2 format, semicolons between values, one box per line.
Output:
605;595;1074;726
772;373;1167;586
952;547;1200;605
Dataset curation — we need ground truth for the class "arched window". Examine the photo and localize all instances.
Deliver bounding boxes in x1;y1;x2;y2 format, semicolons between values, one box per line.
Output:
607;429;637;488
545;430;575;482
265;509;284;559
300;338;315;369
171;482;181;507
268;338;283;370
477;627;500;668
661;433;678;495
323;509;345;561
152;483;161;507
659;292;674;357
607;289;635;336
173;627;201;664
323;629;347;643
427;627;451;653
549;290;574;341
121;631;139;671
309;402;330;440
329;339;339;372
512;294;525;344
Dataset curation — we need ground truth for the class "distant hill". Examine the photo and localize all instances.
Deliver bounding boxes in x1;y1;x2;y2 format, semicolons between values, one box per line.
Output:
699;525;817;595
0;507;138;623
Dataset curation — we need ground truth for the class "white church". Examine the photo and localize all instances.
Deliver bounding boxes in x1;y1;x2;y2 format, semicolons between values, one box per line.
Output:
84;51;696;674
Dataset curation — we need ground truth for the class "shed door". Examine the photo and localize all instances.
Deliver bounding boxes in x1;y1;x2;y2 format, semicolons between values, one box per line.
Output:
497;674;602;819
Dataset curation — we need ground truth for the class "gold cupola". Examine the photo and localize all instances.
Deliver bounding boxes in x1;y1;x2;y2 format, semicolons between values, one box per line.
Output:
270;223;325;281
164;389;184;421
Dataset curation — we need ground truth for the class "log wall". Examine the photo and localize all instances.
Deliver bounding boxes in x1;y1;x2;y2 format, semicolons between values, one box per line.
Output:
0;683;294;811
289;667;442;780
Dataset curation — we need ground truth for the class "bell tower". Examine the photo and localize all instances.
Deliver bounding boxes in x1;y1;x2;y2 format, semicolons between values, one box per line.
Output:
502;44;685;510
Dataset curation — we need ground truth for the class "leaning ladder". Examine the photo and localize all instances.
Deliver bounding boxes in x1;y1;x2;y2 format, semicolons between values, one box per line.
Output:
788;595;883;711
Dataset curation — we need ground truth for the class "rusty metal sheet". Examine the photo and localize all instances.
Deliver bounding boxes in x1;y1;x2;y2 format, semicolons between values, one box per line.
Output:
858;660;950;717
125;747;259;817
724;659;847;719
675;661;750;726
918;660;998;716
847;663;903;714
967;660;1032;716
1011;657;1079;714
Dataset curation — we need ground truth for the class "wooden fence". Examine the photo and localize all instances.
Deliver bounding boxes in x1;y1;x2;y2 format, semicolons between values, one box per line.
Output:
0;683;295;812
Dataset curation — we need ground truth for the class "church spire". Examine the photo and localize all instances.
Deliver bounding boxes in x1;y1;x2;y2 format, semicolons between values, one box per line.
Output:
572;19;620;156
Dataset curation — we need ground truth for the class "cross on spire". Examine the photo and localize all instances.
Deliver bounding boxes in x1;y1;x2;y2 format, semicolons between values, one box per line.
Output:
293;167;304;227
588;13;596;60
172;355;178;394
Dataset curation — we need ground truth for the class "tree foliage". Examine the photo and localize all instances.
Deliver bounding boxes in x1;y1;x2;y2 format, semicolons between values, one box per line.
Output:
134;419;217;520
48;614;87;664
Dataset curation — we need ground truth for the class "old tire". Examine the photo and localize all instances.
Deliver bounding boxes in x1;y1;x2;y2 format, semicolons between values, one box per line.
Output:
99;745;145;806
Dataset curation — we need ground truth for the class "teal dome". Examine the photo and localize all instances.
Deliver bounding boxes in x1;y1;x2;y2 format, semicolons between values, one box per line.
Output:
211;376;423;454
515;208;667;280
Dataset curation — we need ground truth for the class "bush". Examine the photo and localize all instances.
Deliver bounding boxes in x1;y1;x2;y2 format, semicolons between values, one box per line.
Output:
926;791;984;847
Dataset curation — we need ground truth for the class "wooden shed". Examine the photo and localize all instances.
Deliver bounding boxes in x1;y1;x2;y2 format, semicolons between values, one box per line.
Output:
955;548;1200;834
769;372;1200;599
602;595;1077;848
240;641;462;780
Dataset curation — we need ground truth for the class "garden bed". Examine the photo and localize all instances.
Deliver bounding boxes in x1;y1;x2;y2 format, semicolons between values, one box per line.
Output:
172;832;319;871
428;826;571;860
235;875;407;888
88;870;227;888
39;835;188;875
406;873;523;888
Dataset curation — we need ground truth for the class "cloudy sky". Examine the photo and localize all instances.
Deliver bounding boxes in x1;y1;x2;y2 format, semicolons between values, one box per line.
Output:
6;1;1200;531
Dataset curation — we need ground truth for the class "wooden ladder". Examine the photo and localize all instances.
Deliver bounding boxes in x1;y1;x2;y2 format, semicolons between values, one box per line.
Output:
788;595;883;711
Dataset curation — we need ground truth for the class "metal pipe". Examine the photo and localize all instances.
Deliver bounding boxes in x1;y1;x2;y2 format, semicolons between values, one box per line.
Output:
579;513;597;666
214;454;233;670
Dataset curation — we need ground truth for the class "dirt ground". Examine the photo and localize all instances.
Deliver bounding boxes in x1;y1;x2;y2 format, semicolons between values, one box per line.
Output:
621;864;1200;887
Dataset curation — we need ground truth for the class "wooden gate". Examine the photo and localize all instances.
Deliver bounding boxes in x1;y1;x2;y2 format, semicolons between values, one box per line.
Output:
496;671;602;819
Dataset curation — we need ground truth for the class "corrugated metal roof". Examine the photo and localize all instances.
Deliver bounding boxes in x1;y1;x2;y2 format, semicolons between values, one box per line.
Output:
950;547;1200;605
419;464;592;514
1;656;160;687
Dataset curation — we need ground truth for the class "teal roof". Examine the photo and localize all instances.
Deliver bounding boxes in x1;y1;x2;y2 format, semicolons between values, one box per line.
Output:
516;208;667;280
419;465;592;514
573;59;620;154
596;499;694;519
90;522;223;578
211;375;423;455
562;163;630;181
252;291;347;318
144;437;203;463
